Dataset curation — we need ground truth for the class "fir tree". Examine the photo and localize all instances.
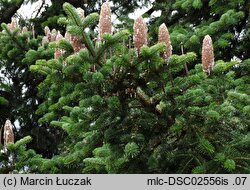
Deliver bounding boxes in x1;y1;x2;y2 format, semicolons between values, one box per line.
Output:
24;2;250;173
0;1;249;174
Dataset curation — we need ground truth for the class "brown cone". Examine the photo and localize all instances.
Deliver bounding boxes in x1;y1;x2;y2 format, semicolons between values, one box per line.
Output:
71;35;84;53
76;7;85;20
21;26;28;33
44;26;50;36
158;23;172;60
9;18;18;31
99;1;112;40
133;16;148;55
65;31;84;53
202;35;214;74
56;31;63;41
4;120;14;147
42;36;49;46
50;29;57;42
64;31;72;41
54;32;64;59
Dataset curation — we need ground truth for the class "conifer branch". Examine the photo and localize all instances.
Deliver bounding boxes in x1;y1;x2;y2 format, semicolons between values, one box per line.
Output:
181;42;189;75
63;3;96;58
179;157;194;173
82;13;99;30
1;23;26;51
95;30;129;64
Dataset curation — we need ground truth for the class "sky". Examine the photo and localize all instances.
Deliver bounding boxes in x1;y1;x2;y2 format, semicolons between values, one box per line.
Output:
17;0;161;20
17;0;52;19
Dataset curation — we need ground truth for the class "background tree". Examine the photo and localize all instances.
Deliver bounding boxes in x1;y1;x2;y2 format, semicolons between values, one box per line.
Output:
0;19;66;157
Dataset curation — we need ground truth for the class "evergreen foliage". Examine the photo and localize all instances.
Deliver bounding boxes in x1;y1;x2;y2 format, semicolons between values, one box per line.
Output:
0;18;64;157
148;0;250;60
0;0;152;162
0;1;249;174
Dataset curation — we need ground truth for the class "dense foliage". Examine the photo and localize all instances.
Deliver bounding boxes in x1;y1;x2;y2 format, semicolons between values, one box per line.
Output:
0;0;150;158
0;1;249;174
148;0;250;60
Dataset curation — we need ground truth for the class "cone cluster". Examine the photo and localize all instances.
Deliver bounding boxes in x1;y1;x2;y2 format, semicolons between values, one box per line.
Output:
42;27;83;59
44;1;214;74
42;27;55;45
5;17;29;34
42;7;87;58
42;27;64;59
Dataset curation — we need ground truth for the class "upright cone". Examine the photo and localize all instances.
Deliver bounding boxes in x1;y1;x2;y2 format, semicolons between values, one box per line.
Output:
44;26;51;41
51;29;57;42
9;18;18;31
99;1;112;40
42;36;49;46
158;23;172;61
133;16;148;55
21;26;28;33
54;32;63;59
64;31;72;41
65;31;84;53
44;26;50;36
76;7;85;20
202;35;214;74
56;31;63;41
72;36;84;53
4;120;14;147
